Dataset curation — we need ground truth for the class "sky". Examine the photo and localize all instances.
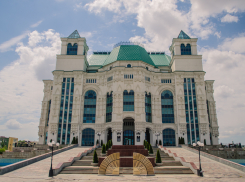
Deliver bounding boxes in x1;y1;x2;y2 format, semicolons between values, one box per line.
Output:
0;0;245;144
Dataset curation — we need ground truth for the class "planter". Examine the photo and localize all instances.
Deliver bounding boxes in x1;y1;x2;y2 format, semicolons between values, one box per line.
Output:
101;153;106;157
155;162;163;166
91;163;98;166
149;153;154;156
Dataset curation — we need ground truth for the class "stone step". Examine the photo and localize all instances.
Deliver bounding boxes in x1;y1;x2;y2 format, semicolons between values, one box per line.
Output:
161;157;175;160
72;160;92;166
154;166;193;174
162;161;183;166
60;166;98;174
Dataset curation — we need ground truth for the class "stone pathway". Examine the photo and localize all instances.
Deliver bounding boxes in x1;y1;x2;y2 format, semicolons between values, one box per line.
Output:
1;146;245;181
1;146;90;182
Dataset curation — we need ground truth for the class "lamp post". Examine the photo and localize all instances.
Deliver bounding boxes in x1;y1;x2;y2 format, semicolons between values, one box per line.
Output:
193;141;204;177
48;141;60;177
155;132;160;146
97;132;101;147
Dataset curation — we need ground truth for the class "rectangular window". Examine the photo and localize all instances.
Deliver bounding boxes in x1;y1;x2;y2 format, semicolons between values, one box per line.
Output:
57;77;74;144
124;74;133;79
161;79;171;83
107;76;113;82
183;78;199;144
86;79;97;83
145;77;150;82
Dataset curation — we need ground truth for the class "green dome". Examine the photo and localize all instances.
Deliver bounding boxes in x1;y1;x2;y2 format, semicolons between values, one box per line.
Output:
102;45;157;67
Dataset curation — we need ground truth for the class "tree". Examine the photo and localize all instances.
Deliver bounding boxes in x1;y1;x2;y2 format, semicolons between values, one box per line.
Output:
204;139;206;145
96;139;99;145
149;144;153;154
106;143;109;151
156;140;158;146
102;144;106;154
93;150;98;163
159;140;162;145
50;139;52;142
1;139;5;148
156;150;162;163
101;140;103;146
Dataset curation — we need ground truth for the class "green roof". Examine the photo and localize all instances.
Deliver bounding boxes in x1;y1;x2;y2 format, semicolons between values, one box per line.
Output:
68;30;81;39
150;54;171;66
87;45;172;68
178;30;190;39
102;45;156;67
88;54;109;66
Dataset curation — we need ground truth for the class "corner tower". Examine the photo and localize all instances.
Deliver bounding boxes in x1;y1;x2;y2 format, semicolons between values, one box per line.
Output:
57;30;89;71
169;30;202;72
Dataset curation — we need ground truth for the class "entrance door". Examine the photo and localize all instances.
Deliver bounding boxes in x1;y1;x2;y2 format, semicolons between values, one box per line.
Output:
123;130;134;145
145;128;150;143
123;117;135;145
107;128;112;142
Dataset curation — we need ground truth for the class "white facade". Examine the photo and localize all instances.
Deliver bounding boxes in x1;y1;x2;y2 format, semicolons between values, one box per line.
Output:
38;30;219;146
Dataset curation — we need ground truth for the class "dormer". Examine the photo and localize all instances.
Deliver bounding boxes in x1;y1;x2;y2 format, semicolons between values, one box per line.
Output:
60;30;89;56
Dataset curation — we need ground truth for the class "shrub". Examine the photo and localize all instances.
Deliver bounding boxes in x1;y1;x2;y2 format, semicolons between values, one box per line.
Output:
102;144;106;154
156;149;162;163
101;140;103;146
204;139;206;145
0;148;5;154
144;140;146;147
159;140;162;145
156;140;158;146
149;144;153;154
96;139;99;145
106;143;109;151
93;150;98;163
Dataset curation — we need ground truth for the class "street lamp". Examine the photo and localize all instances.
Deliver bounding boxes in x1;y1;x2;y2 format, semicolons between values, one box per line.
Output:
48;141;60;177
155;132;160;146
193;141;204;177
97;132;101;147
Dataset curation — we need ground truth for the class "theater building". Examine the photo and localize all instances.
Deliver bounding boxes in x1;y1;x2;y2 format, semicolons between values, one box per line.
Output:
38;30;219;146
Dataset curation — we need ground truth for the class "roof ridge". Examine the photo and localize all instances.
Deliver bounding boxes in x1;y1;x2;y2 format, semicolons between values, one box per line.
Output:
68;30;81;39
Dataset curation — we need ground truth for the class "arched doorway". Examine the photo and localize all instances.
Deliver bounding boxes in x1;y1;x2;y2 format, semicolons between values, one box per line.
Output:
162;128;176;146
123;117;135;145
82;128;95;146
107;128;112;142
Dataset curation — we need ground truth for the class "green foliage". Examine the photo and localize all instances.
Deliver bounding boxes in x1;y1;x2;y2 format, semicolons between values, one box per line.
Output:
204;139;206;145
144;140;146;147
102;144;106;154
159;140;162;145
149;144;153;154
106;143;108;151
96;139;99;145
93;150;98;163
101;140;103;146
156;140;158;146
111;140;113;146
156;149;162;163
1;140;5;148
0;148;6;154
50;139;52;142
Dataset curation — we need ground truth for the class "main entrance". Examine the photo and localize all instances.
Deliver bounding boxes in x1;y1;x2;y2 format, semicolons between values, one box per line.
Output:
123;117;135;145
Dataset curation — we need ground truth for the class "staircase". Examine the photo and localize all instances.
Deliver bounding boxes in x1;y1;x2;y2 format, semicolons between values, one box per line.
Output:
60;146;193;175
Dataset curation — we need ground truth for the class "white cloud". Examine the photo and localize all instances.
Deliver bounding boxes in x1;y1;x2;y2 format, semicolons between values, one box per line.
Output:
30;20;43;28
79;31;93;38
202;35;245;144
5;119;22;130
221;14;239;23
0;29;60;140
84;0;123;14
0;32;29;52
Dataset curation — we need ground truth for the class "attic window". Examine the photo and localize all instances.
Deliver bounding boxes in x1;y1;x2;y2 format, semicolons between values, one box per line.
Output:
127;64;132;68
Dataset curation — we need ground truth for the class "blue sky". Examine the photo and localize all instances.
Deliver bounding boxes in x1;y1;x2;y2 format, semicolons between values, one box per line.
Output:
0;0;245;144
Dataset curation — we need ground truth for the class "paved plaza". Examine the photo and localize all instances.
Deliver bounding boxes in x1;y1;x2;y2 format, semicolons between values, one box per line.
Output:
1;147;245;181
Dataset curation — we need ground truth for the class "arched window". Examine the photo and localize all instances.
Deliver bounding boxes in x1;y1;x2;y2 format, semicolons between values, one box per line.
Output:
181;43;191;55
82;128;95;146
83;90;96;123
123;90;134;111
67;43;78;55
161;90;174;123
127;64;132;68
106;92;113;122
162;128;175;146
145;92;152;123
